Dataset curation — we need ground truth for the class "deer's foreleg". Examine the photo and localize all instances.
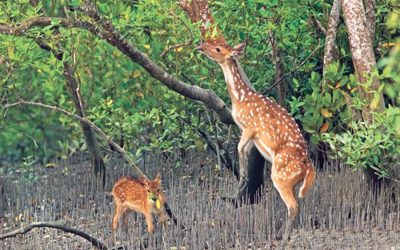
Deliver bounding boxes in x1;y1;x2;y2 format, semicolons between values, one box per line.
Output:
144;211;155;234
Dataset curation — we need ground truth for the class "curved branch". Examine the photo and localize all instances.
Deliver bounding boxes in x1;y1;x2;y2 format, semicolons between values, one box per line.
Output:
0;221;107;250
0;17;82;35
80;1;233;123
0;15;234;124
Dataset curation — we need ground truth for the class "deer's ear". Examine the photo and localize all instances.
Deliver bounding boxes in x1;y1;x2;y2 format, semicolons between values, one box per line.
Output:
232;42;246;57
139;176;148;185
155;173;161;182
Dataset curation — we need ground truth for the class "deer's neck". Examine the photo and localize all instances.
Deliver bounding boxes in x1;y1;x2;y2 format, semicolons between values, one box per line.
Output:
220;59;255;104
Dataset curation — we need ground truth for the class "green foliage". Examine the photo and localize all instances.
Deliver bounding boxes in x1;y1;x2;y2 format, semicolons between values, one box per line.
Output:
323;107;400;180
289;63;353;144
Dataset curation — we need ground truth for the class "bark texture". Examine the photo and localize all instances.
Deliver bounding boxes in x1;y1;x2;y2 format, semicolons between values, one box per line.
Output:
323;0;342;73
342;0;384;119
364;0;376;44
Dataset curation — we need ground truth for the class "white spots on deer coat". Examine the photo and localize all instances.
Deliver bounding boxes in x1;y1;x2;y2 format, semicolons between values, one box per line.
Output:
221;64;239;99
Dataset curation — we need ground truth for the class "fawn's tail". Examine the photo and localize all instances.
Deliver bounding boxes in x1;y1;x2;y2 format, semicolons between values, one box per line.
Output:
299;166;315;198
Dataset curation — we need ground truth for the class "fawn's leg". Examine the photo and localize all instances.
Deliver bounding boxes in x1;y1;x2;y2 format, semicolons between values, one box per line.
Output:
144;211;155;234
158;209;167;230
122;207;130;235
112;202;123;244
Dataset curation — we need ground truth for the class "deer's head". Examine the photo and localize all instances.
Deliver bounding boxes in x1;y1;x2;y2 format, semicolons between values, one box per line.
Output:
197;41;246;64
142;174;164;208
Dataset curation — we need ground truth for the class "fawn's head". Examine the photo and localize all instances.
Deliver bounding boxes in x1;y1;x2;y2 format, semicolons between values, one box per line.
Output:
197;41;246;64
142;174;164;206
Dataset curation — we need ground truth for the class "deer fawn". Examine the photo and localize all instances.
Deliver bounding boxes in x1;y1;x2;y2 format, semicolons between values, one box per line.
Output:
198;41;315;241
111;174;167;240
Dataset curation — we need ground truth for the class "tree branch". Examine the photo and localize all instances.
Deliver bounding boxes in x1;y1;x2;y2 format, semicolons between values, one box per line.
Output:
268;30;286;106
263;40;322;94
0;14;234;124
2;100;182;226
310;15;327;35
76;2;233;123
3;100;144;177
0;17;80;35
0;221;107;250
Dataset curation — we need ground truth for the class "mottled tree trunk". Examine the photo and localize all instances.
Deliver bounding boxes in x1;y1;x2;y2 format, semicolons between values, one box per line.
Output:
323;0;342;74
342;0;385;120
342;0;385;186
364;0;376;44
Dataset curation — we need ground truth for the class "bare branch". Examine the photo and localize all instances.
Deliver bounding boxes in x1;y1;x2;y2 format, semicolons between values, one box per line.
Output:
0;221;107;250
310;15;327;35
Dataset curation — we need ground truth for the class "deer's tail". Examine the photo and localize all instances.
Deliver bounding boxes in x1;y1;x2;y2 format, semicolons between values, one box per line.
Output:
299;166;315;198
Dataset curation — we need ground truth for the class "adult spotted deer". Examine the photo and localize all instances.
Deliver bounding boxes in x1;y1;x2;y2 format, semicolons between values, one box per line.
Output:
111;174;166;241
198;41;315;240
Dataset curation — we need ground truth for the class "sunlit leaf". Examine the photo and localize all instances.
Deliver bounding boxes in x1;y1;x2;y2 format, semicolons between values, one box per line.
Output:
320;108;333;118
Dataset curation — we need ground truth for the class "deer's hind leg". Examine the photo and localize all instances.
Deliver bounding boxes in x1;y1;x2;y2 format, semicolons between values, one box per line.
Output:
121;207;130;235
112;201;123;244
271;156;305;241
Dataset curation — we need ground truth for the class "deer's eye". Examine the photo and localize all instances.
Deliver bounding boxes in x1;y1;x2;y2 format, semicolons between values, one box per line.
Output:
215;48;221;53
147;189;150;193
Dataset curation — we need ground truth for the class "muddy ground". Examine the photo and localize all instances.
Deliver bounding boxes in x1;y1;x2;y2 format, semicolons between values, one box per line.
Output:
0;152;399;249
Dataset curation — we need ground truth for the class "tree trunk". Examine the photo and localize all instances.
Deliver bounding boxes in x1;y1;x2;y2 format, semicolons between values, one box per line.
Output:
341;0;385;121
342;0;385;186
364;0;376;44
29;0;106;184
235;143;265;204
323;0;342;74
63;63;106;184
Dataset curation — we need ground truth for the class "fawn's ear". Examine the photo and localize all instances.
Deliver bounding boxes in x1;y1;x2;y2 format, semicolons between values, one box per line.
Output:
155;173;161;183
138;176;148;185
232;42;246;58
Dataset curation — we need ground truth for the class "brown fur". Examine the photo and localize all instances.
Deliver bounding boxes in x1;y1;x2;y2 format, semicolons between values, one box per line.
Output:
111;174;166;239
198;41;316;241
